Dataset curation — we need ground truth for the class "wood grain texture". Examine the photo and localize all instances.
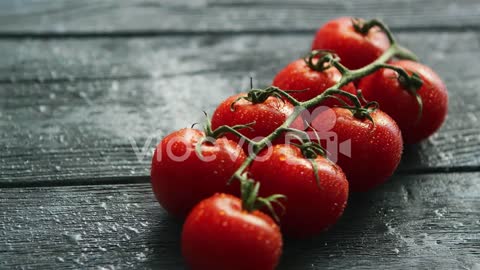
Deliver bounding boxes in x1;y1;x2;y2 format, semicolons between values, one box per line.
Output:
0;0;479;34
0;173;479;269
0;32;477;83
1;32;479;185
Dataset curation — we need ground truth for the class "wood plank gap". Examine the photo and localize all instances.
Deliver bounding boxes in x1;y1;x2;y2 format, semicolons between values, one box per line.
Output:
0;25;478;39
0;74;151;85
0;175;150;189
1;165;479;189
397;165;480;175
0;74;150;84
0;68;240;85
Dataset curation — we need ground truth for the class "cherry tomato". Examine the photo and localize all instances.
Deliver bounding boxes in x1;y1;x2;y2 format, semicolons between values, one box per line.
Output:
312;17;390;69
358;60;448;144
272;58;356;107
211;93;299;151
182;193;282;270
150;128;246;218
249;144;348;238
312;108;403;192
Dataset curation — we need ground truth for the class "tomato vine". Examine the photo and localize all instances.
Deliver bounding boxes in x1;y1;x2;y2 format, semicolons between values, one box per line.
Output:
214;19;421;195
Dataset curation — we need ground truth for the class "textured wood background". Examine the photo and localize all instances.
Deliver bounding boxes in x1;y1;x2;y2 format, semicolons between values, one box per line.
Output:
0;1;479;269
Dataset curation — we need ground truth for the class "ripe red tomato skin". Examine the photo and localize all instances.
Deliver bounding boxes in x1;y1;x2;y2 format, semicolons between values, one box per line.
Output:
182;193;282;270
358;60;448;144
272;58;357;107
211;93;301;150
150;128;246;218
313;108;403;192
312;17;390;69
249;144;349;238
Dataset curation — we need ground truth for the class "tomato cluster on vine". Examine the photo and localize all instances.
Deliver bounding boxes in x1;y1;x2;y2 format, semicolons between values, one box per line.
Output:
150;17;448;270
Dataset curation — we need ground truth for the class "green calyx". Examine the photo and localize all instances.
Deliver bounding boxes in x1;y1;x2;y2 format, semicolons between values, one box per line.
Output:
326;90;379;126
399;72;423;91
230;86;302;111
380;64;424;123
351;18;419;62
240;176;286;222
291;137;327;188
304;50;339;72
349;101;379;125
230;87;283;111
352;18;396;45
195;112;256;158
399;72;424;123
200;111;255;139
297;141;326;159
287;130;327;159
342;95;379;125
304;50;350;75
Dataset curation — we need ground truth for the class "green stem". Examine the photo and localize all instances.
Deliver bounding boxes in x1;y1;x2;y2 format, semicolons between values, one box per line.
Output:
270;87;303;107
393;45;419;62
211;123;256;145
229;43;415;184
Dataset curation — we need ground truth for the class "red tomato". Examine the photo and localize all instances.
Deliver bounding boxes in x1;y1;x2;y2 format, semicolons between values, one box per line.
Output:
150;128;246;218
312;108;403;192
312;17;390;69
249;144;348;238
182;193;282;270
272;58;356;107
358;60;448;144
211;93;299;150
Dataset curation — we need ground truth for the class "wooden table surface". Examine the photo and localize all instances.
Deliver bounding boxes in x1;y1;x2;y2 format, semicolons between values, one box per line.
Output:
1;1;479;269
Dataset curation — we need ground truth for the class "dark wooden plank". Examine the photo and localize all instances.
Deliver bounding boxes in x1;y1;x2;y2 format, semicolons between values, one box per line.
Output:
1;32;479;184
0;32;478;83
0;0;479;34
0;173;479;269
0;34;283;82
0;76;245;184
